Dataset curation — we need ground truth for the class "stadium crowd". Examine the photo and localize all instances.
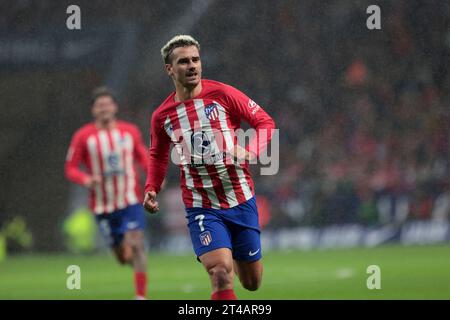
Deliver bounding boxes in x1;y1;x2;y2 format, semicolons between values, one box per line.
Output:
279;1;447;227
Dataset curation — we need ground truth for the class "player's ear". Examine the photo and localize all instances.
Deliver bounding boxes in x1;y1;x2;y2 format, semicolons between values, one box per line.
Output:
165;63;173;76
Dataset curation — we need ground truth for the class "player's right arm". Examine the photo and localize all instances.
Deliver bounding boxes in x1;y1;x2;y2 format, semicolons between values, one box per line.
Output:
143;111;171;213
64;130;100;189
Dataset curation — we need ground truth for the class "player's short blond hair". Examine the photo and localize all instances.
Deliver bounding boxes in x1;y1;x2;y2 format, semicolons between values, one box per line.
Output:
161;35;200;64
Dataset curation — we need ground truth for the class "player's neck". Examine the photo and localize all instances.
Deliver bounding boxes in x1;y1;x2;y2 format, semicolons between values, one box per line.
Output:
95;118;116;130
174;81;202;102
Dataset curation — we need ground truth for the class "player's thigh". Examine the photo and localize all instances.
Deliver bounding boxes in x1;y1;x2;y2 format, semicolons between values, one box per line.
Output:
122;204;147;247
230;226;262;262
224;196;262;262
186;211;233;260
123;204;147;233
230;225;263;289
96;213;124;248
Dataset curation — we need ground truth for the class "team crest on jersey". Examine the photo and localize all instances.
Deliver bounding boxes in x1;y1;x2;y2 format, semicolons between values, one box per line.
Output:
199;231;212;246
204;103;219;121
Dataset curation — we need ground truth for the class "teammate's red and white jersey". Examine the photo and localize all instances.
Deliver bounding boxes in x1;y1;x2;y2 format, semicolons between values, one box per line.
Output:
65;121;147;214
145;79;275;209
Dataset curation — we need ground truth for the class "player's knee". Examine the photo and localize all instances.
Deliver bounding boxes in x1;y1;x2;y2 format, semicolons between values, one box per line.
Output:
207;263;233;288
128;232;144;251
130;240;144;254
242;276;261;291
116;246;133;265
116;254;129;265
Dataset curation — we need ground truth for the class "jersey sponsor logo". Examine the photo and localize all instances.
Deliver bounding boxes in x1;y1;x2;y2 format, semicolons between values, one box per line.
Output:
204;103;219;121
199;230;212;246
190;131;212;157
104;152;125;176
249;248;260;256
108;152;120;169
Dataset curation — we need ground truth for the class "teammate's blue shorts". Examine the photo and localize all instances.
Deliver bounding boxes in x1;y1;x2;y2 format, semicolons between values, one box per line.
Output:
185;197;262;262
96;204;147;247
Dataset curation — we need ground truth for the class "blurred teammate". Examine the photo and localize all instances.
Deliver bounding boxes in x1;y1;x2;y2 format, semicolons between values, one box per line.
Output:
65;87;149;300
143;35;275;300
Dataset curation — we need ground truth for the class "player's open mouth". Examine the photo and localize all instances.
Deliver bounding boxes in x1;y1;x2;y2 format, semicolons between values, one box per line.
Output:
186;73;197;77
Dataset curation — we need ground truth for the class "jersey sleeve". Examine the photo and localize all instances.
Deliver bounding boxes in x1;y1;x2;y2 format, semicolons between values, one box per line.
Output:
144;111;171;194
130;125;148;172
64;130;90;186
222;85;276;157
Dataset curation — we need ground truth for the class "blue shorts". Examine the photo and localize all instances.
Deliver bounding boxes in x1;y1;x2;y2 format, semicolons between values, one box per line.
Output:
96;204;147;247
185;197;261;262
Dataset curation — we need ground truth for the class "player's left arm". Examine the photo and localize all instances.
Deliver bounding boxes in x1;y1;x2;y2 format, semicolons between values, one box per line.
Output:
223;85;276;160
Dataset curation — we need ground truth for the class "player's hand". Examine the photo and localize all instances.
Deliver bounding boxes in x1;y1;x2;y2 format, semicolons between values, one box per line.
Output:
84;175;102;189
143;191;159;214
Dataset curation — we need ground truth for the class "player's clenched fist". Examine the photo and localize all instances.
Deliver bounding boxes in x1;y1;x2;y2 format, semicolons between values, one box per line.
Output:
143;191;159;213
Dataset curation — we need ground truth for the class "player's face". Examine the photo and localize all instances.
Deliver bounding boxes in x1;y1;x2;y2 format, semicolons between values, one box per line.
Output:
166;45;202;88
92;96;118;122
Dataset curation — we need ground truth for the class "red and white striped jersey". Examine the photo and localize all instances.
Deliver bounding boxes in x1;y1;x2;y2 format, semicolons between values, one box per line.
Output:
145;79;275;209
65;121;147;214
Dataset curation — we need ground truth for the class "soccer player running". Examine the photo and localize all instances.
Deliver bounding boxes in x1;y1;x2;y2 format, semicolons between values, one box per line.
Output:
143;35;276;300
65;87;149;300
